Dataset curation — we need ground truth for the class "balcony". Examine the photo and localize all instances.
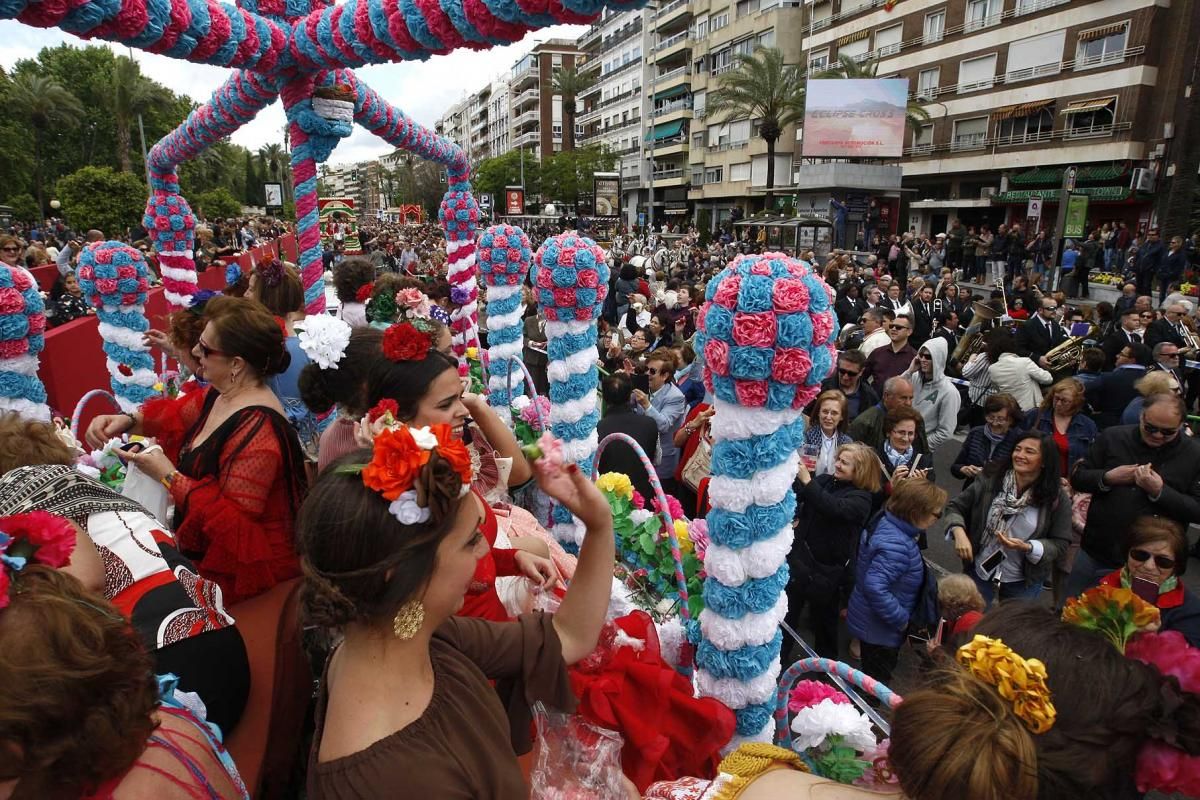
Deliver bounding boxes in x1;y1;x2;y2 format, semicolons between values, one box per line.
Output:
512;87;539;109
902;120;1132;157
649;168;688;188
511;61;538;89
578;81;602;101
577;106;603;126
656;30;688;52
654;66;691;87
652;98;693;125
579;54;602;73
512;109;539;129
655;0;690;28
512;130;539;148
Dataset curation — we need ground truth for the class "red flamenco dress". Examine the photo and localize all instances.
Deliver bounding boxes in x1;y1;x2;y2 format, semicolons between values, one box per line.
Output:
457;490;525;622
142;387;308;605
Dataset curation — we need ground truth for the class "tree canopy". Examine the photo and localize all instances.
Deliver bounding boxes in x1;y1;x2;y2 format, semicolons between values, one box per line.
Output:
56;166;149;237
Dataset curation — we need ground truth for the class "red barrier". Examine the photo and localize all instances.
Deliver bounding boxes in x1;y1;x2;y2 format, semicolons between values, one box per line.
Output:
30;264;60;293
40;234;297;422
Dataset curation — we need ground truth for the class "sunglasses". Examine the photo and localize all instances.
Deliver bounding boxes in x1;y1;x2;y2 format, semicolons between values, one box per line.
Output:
1130;548;1176;570
837;368;861;378
197;339;227;359
1142;419;1181;437
646;368;661;376
0;246;18;253
888;324;909;331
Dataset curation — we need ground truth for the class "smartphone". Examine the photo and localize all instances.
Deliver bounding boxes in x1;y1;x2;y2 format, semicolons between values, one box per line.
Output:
980;549;1005;575
1131;576;1159;604
632;372;650;395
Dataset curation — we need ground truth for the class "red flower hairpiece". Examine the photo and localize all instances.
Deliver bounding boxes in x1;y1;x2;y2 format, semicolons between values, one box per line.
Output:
383;322;433;363
258;258;285;288
0;511;78;611
368;398;399;424
356;282;375;303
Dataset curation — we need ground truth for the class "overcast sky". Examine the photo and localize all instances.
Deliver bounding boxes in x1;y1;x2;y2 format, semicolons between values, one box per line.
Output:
0;21;587;166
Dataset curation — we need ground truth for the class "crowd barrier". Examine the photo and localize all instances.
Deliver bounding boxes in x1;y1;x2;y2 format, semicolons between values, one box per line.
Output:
41;235;298;424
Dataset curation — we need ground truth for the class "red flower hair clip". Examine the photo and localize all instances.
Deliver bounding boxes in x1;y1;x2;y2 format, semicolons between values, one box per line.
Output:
257;258;285;288
0;511;77;610
383;322;433;363
356;282;375;304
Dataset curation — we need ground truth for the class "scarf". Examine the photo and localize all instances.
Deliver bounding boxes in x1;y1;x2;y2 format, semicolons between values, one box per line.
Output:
1120;566;1178;597
982;426;1007;458
883;440;913;468
975;470;1033;580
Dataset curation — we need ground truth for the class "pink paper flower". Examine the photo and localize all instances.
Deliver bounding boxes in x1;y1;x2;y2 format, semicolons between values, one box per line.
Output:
577;269;600;288
788;679;850;712
772;348;813;385
712;275;741;309
811;311;835;346
631;490;645;510
731;312;777;348
652;494;685;521
0;289;24;315
553;288;575;307
705;339;731;377
736;380;769;407
688;518;709;559
772;278;810;313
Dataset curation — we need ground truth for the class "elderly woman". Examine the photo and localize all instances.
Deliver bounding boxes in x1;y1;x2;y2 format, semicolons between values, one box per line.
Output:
875;406;934;488
1096;516;1200;647
803;390;854;477
950;393;1022;485
1121;369;1184;426
944;433;1072;606
1023;378;1099;478
86;296;309;604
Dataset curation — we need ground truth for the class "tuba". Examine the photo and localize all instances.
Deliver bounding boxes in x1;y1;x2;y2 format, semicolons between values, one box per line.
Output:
1043;323;1096;373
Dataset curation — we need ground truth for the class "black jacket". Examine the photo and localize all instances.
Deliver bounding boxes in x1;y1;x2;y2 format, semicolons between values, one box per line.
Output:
1086;366;1147;429
1145;318;1187;349
1015;316;1069;362
1071;425;1200;567
1101;327;1145;370
793;474;875;567
597;407;661;502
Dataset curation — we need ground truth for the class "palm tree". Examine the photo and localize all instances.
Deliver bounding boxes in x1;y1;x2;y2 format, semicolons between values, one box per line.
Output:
8;74;83;216
818;54;931;133
552;67;595;152
707;46;807;207
113;56;170;174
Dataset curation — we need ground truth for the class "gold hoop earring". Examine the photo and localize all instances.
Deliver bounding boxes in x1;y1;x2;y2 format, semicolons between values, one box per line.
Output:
392;600;425;640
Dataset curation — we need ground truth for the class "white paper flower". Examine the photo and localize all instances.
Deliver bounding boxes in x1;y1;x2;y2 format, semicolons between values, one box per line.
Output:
510;395;531;412
409;425;438;450
790;698;877;753
297;315;352;370
630;509;655;525
388;490;431;525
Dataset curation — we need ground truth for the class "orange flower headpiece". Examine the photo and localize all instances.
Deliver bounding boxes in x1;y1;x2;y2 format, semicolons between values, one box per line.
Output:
339;419;473;525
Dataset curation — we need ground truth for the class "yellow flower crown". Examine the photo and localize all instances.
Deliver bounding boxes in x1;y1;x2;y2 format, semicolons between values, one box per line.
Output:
956;634;1057;734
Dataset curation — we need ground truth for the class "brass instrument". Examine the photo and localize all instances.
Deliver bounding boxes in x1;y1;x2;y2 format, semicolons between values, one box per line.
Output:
838;323;865;350
1043;323;1097;373
951;300;1004;367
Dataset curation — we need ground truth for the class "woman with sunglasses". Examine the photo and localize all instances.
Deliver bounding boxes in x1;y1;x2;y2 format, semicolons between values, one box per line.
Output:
1096;516;1200;647
85;296;308;604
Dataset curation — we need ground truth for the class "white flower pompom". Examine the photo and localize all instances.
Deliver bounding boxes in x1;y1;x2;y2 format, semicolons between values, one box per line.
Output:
629;509;655;525
409;426;439;450
297;315;352;370
790;698;877;753
388;490;431;525
511;395;532;412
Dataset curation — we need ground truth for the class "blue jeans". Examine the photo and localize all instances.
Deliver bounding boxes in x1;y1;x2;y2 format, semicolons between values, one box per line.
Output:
1064;548;1114;600
970;572;1043;609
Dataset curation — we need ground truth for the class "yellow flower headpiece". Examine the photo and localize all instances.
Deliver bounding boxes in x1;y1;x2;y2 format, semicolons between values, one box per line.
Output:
956;634;1057;734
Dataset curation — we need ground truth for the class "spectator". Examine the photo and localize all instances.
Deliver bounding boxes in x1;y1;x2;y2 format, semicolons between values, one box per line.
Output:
1015;297;1069;368
633;350;687;492
1134;229;1164;302
788;443;882;658
1146;302;1190;348
674;342;705;408
849;376;929;452
858;306;893;357
847;478;948;682
1074;346;1106;393
1160;236;1189;305
596;372;661;504
875;406;934;487
1121;369;1184;425
945;433;1071;607
1068;393;1200;595
332;257;375;328
1023;378;1098;480
934;574;985;652
1087;342;1151;428
951;393;1023;485
986;332;1053;412
46;271;91;328
905;338;960;451
673;401;715;517
802;390;854;477
864;313;918;389
819;349;878;421
1149;341;1184;385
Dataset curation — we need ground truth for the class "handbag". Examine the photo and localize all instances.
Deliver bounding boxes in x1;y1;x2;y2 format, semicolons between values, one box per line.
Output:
680;436;711;493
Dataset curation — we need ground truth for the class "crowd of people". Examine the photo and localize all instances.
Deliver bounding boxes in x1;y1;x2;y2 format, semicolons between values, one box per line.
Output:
2;209;1200;799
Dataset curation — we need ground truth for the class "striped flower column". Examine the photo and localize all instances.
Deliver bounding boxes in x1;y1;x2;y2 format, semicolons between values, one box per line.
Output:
440;189;482;367
76;242;157;412
0;264;49;421
694;252;838;746
478;224;532;422
532;232;609;551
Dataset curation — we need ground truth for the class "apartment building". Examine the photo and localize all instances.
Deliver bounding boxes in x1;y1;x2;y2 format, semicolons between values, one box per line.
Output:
806;0;1200;239
510;39;587;160
435;98;474;164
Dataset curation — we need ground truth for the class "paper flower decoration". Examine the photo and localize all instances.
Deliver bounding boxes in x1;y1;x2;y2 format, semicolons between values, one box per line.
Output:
0;264;49;421
1062;584;1162;653
789;697;877;753
297;315;352;370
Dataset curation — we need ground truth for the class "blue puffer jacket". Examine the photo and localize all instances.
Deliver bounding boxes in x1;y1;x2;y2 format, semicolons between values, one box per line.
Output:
847;512;925;648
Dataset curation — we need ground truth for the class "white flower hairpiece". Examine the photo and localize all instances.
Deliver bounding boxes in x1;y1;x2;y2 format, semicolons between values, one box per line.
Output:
389;490;431;524
297;315;353;370
790;698;877;753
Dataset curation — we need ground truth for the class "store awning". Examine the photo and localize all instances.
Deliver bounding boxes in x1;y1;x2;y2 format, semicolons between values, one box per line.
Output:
1079;22;1125;42
1060;96;1117;115
993;99;1054;121
837;29;869;45
646;120;685;141
654;85;689;102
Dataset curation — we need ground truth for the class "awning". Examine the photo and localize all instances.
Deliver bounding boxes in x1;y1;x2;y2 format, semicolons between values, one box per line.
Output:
837;29;869;45
1060;96;1117;115
654;85;689;102
1078;22;1126;42
993;99;1054;121
646;120;684;141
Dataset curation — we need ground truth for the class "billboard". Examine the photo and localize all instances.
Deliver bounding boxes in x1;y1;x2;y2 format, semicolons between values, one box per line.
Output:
593;173;620;218
264;182;283;208
802;78;909;159
1064;194;1089;239
504;187;525;216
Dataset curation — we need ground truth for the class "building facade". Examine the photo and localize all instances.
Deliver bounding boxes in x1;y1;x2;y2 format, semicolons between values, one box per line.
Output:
807;0;1200;241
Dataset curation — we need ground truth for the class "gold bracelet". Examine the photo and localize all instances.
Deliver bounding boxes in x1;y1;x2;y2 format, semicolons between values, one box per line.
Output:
160;471;175;490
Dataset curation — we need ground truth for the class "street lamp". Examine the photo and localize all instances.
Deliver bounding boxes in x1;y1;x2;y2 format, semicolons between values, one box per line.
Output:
49;200;61;210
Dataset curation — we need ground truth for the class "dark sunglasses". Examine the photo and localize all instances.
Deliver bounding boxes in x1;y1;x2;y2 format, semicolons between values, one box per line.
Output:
837;368;861;378
197;339;227;359
1130;548;1176;570
888;324;909;331
1142;419;1181;437
0;246;19;253
646;368;662;376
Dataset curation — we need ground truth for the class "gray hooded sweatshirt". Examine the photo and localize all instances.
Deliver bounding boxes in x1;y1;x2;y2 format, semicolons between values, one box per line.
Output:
908;336;960;452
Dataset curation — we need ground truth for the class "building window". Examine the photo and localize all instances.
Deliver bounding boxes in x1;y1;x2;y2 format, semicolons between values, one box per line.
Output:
808;48;830;72
964;0;1000;32
1006;29;1065;82
692;131;705;149
1064;96;1116;138
912;123;934;153
705;166;724;183
1016;0;1069;14
842;0;870;13
839;38;870;63
693;15;708;38
758;29;775;48
552;55;563;67
711;11;730;31
957;53;997;93
693;89;706;116
1076;23;1129;68
691;167;705;185
730;162;751;182
707;123;726;147
923;10;945;44
811;1;832;29
729;119;751;143
952;116;988;150
734;36;756;57
736;0;758;17
916;67;940;100
874;24;902;57
995;107;1054;145
711;48;733;75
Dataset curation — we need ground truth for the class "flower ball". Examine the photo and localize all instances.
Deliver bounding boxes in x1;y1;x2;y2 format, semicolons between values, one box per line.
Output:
437;191;480;240
478;225;533;287
77;242;152;309
696;252;837;411
532;233;610;323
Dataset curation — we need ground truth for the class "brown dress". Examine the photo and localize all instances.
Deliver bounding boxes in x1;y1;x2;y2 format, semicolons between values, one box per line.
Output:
308;612;577;799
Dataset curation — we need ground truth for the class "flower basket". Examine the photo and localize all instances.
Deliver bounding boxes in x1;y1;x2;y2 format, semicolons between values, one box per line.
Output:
70;389;121;443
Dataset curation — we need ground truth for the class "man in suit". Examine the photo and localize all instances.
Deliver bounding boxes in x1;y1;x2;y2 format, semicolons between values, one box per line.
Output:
633;350;688;494
1087;342;1152;428
1149;342;1185;384
597;372;661;503
910;285;936;348
1147;303;1190;348
1016;297;1070;369
522;303;549;395
930;310;962;351
1101;306;1148;370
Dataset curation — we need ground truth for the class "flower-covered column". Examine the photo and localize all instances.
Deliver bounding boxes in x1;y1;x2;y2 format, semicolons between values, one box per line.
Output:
478;224;533;423
0;264;49;421
532;232;609;552
694;253;838;746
